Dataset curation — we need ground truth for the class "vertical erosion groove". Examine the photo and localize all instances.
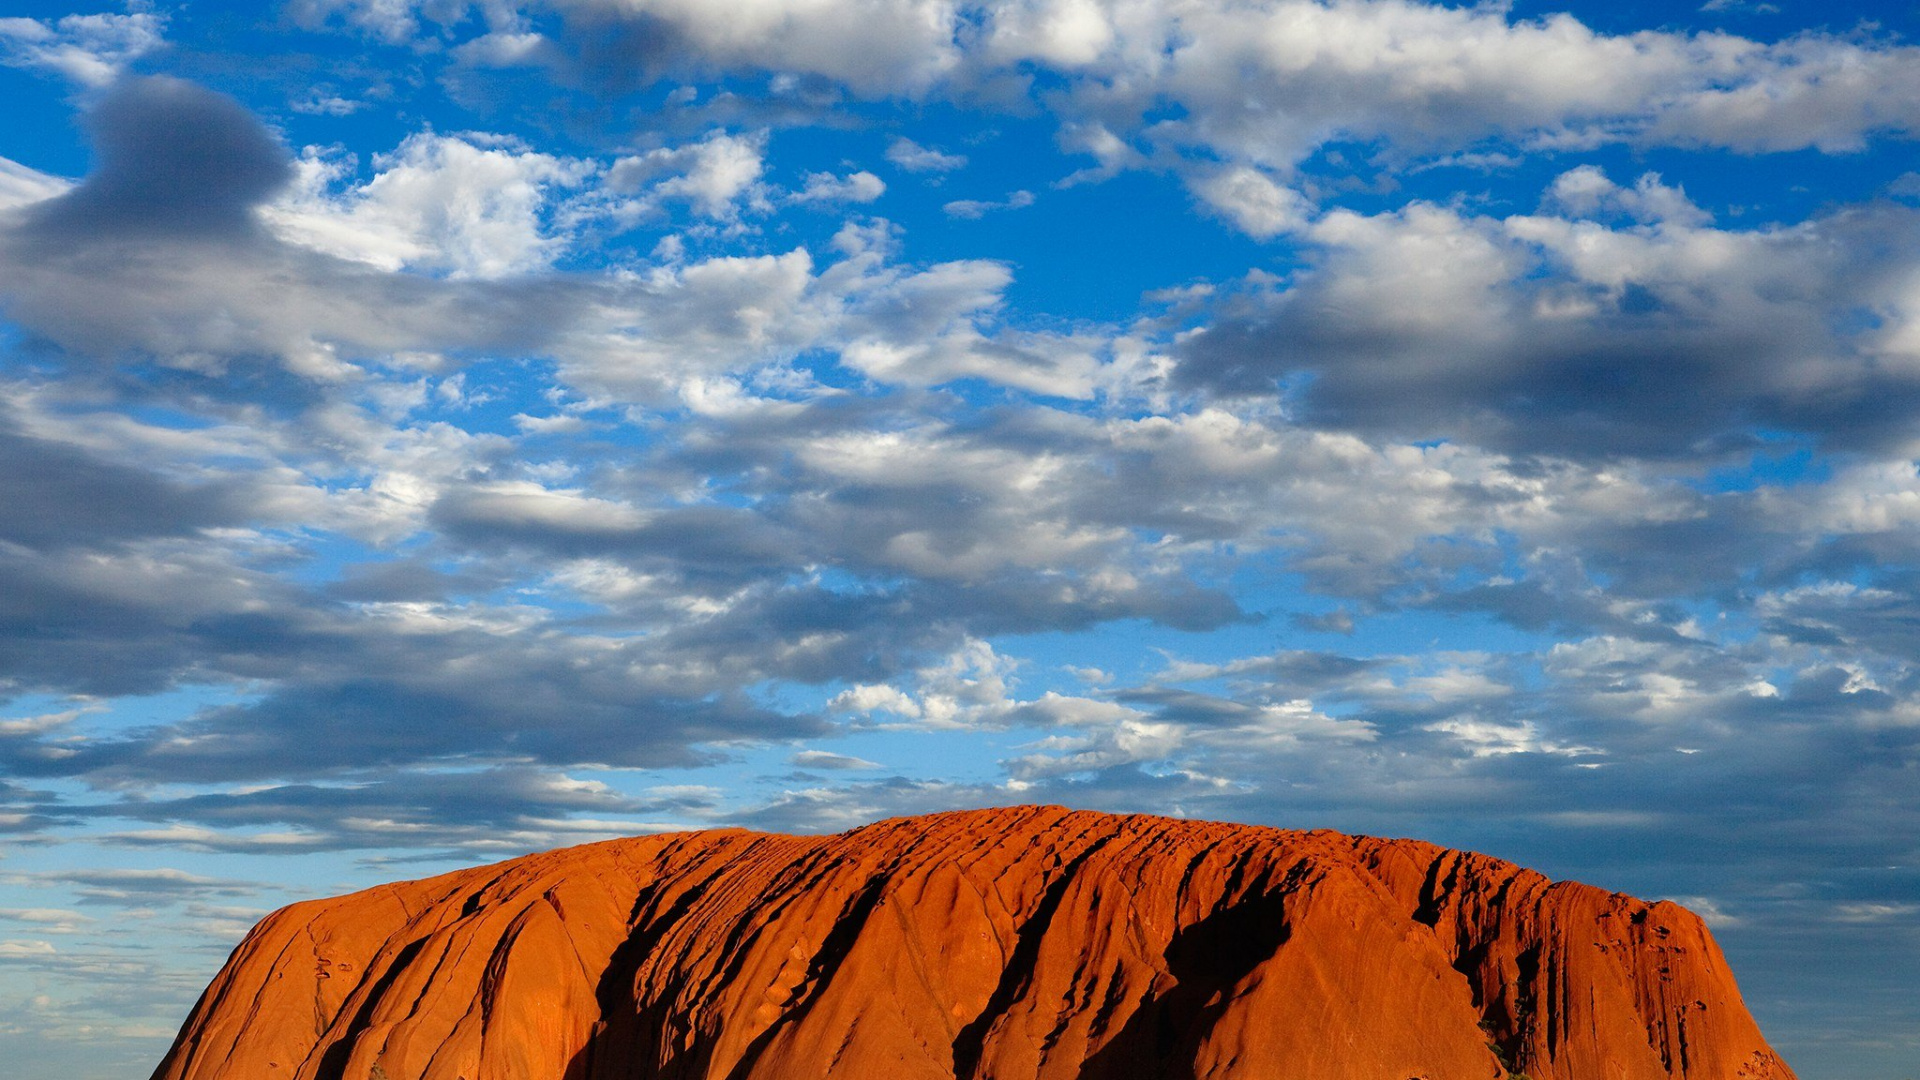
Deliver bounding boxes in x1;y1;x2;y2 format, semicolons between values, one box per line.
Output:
721;871;890;1080
313;937;427;1080
951;834;1116;1080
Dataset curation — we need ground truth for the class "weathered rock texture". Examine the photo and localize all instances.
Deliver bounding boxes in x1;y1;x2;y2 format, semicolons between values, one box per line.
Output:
152;806;1794;1080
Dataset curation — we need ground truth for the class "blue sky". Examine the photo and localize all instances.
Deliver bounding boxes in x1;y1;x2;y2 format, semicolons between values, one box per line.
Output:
1;0;1918;1076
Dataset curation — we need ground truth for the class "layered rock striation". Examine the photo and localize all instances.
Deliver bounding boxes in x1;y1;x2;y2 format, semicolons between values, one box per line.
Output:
151;806;1795;1080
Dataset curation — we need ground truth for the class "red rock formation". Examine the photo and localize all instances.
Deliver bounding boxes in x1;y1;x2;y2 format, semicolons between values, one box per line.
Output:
150;807;1795;1080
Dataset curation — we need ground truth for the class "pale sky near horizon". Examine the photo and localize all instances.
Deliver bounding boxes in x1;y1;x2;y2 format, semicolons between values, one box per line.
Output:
1;0;1918;1076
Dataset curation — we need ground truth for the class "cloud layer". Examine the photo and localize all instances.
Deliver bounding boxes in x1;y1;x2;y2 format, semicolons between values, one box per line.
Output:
2;3;1918;1078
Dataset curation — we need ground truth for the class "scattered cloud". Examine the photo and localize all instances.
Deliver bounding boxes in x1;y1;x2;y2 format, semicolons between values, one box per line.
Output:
0;13;166;87
791;750;883;771
600;130;770;221
3;4;1920;1074
790;169;885;205
941;190;1035;219
266;134;595;277
1176;181;1920;458
886;137;966;173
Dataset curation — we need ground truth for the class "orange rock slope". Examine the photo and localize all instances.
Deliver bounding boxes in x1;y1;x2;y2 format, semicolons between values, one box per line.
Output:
151;806;1795;1080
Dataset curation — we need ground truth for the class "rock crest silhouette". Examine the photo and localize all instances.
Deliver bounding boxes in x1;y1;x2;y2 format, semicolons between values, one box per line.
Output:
151;806;1795;1080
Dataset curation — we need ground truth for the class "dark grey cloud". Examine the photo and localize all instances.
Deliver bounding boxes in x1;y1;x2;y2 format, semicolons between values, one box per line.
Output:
1758;578;1920;660
91;766;710;853
1427;579;1697;643
0;78;589;398
0;403;1234;796
0;498;843;784
1;616;825;784
0;776;66;836
516;1;962;99
24;868;261;905
0;544;278;699
1174;201;1920;460
19;77;292;241
0;232;579;393
0;417;243;551
319;558;515;604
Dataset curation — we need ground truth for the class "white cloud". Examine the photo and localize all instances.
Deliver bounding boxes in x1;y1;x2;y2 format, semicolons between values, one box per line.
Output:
601;131;769;220
1831;901;1920;924
791;749;883;770
287;0;444;45
552;221;1110;400
289;91;366;116
981;0;1115;67
1005;715;1185;779
941;189;1035;219
864;640;1023;729
293;1;1920;172
154;126;791;349
440;481;649;534
453;30;551;67
1050;1;1920;178
555;247;822;396
265;133;595;277
1175;171;1920;464
1671;895;1742;928
885;137;966;173
1054;121;1146;185
0;156;69;212
0;708;90;737
1426;717;1600;758
831;244;1109;396
0;13;166;87
831;682;924;718
1547;166;1713;227
1189;166;1311;239
0;909;92;934
791;169;885;204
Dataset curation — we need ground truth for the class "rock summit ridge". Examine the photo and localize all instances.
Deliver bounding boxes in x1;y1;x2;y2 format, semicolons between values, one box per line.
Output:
151;806;1795;1080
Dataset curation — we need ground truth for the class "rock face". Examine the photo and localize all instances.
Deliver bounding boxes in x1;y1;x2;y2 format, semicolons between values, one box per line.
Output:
152;807;1795;1080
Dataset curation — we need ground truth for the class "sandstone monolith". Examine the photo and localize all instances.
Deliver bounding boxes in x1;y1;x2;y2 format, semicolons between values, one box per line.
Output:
151;806;1795;1080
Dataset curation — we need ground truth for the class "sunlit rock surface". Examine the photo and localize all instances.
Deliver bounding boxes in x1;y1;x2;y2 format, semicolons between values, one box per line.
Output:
151;806;1795;1080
